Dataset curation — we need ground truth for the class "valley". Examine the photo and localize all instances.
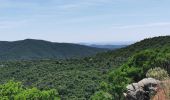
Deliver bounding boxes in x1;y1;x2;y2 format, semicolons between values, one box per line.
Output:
0;36;169;99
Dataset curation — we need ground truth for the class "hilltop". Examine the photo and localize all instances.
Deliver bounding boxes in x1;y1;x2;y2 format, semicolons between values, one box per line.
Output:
0;39;107;60
0;36;169;99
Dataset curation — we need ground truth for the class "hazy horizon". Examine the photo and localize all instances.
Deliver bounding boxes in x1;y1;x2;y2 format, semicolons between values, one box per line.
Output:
0;38;135;45
0;0;170;43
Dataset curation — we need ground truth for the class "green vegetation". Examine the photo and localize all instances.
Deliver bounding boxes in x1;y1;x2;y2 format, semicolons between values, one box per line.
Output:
146;67;169;80
92;47;170;100
0;39;107;60
0;59;115;99
0;36;169;99
0;80;60;100
90;91;112;100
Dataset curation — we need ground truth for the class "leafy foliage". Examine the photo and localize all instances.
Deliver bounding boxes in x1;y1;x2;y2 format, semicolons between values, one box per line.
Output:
92;46;170;99
0;80;60;100
0;59;116;99
146;67;169;80
90;91;112;100
0;36;169;99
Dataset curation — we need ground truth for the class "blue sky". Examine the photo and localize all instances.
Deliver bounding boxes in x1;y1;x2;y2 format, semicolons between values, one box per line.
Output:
0;0;170;43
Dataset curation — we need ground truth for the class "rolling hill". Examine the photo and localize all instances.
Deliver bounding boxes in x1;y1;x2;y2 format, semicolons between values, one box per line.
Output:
0;39;108;60
0;36;169;99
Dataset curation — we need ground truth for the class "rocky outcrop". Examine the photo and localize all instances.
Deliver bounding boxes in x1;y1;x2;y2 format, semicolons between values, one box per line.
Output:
124;78;160;100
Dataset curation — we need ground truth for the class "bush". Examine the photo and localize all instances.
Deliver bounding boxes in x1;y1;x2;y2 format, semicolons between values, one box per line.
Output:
0;80;60;100
90;91;112;100
146;67;169;80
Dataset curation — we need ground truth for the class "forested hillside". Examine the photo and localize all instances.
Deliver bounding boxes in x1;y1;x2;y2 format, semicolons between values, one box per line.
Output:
0;36;169;99
0;39;107;60
91;36;170;99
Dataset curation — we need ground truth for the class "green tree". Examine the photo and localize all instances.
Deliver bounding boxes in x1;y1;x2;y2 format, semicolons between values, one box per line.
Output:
90;91;112;100
0;80;60;100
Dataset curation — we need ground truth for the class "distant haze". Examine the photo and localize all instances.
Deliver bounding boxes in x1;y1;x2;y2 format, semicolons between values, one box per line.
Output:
79;41;134;45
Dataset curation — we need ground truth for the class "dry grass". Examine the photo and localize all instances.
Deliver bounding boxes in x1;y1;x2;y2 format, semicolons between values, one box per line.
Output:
162;80;170;100
152;80;170;100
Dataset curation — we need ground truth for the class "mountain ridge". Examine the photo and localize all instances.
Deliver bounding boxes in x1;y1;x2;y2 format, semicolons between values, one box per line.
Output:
0;36;169;99
0;39;108;60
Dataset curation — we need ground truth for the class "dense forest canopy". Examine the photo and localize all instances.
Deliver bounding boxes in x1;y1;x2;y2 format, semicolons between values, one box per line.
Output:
0;39;107;60
0;36;169;99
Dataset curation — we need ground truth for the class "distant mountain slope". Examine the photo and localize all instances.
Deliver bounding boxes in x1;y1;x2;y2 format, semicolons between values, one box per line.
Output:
95;36;170;59
0;39;108;60
91;36;170;99
88;44;127;49
0;36;169;99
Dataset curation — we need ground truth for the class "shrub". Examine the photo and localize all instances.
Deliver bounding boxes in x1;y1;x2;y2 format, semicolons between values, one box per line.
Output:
90;91;112;100
0;80;60;100
146;67;169;80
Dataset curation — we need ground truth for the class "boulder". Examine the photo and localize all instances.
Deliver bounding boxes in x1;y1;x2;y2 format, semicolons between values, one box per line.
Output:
124;78;160;100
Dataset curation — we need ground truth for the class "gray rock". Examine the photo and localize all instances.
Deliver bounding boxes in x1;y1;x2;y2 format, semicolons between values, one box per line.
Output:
124;78;160;100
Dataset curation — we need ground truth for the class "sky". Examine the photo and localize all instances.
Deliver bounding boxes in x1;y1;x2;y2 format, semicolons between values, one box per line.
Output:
0;0;170;43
